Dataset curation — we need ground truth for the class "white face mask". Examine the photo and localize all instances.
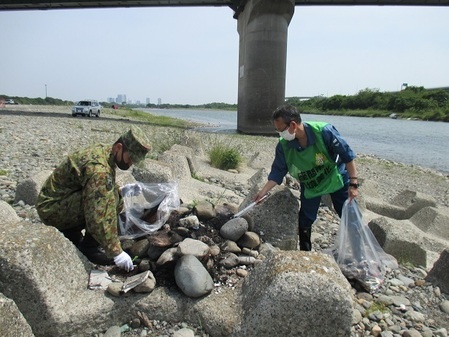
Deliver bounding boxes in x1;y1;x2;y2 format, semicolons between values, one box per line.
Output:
278;128;296;141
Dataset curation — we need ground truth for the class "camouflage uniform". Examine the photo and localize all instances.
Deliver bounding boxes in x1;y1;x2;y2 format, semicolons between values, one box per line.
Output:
36;126;151;258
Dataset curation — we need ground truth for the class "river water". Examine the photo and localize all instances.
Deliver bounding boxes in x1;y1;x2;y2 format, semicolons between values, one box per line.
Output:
142;108;449;174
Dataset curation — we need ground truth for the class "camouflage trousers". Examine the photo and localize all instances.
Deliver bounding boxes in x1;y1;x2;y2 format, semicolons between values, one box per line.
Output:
36;190;86;232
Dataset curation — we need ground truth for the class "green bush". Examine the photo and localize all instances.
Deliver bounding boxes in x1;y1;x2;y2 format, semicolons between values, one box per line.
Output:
209;144;242;170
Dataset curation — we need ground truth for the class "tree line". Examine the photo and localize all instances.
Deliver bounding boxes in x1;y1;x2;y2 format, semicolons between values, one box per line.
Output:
3;86;448;122
286;86;449;122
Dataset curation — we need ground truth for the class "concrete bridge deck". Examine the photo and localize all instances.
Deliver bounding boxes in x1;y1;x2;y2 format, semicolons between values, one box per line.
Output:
2;0;449;10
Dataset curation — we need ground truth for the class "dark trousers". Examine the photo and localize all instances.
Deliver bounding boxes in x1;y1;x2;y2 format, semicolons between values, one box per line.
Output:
298;182;349;250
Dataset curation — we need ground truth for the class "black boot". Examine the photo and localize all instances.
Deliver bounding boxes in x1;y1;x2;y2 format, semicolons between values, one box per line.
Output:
77;233;114;265
299;228;312;251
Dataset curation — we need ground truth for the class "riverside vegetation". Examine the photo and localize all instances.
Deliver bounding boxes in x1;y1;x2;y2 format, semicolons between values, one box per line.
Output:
3;85;449;122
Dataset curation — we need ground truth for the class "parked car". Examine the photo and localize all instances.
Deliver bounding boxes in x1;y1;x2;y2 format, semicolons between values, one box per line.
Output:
72;100;102;117
5;99;16;104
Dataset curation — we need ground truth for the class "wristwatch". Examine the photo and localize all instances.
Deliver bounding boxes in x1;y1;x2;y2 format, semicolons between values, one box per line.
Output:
349;183;359;189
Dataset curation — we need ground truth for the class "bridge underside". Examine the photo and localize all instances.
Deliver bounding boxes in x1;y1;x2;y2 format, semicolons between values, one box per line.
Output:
1;0;449;10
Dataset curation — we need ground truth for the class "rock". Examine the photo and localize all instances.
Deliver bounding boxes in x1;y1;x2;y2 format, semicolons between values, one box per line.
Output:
220;217;248;241
221;240;242;253
179;215;200;229
107;282;124;297
220;253;240;269
194;200;216;220
173;327;195;337
134;272;157;293
177;238;210;259
147;245;166;261
237;256;256;265
156;247;178;265
402;328;423;337
129;238;151;258
236;269;248;277
174;255;214;298
439;300;449;314
237;231;260;249
433;328;448;337
209;245;220;256
241;247;259;257
104;325;121;337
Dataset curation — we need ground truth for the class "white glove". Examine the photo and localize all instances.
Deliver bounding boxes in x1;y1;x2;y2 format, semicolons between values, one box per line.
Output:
121;183;142;197
114;251;134;272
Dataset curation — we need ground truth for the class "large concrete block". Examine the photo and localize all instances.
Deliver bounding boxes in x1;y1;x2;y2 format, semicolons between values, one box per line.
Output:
132;159;174;183
115;169;136;187
235;251;353;337
0;220;116;337
368;216;449;268
426;249;449;295
168;144;200;175
0;293;35;337
0;200;20;224
158;152;191;180
13;170;52;206
390;190;437;218
240;186;299;250
178;179;243;206
410;206;449;240
364;190;436;220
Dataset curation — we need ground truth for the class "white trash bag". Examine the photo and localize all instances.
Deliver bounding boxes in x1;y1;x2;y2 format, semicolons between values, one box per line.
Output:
328;199;398;292
118;182;180;239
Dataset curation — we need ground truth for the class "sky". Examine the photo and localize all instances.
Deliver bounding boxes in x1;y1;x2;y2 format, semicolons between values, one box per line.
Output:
0;5;448;105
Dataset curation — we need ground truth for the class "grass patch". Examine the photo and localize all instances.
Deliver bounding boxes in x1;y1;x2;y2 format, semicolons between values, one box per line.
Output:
191;172;204;182
209;142;242;171
365;301;391;316
0;169;8;175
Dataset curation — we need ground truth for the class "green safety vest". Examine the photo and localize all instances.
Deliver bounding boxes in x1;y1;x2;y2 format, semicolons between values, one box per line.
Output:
280;121;344;199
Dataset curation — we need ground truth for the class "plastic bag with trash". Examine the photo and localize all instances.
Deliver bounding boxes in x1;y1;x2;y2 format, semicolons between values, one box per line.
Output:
327;199;398;293
118;182;180;239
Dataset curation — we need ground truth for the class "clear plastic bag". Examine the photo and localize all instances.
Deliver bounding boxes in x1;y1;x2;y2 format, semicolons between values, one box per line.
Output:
118;182;180;239
328;199;398;293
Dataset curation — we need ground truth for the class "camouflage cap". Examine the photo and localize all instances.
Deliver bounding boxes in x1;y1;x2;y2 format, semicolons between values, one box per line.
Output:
121;126;151;163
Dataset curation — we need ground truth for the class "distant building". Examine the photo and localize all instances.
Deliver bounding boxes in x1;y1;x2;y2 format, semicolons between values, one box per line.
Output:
116;94;126;104
146;98;150;104
158;98;162;105
107;97;114;103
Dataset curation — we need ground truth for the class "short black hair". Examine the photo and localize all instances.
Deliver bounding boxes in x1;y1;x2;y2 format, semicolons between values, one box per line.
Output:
272;105;302;124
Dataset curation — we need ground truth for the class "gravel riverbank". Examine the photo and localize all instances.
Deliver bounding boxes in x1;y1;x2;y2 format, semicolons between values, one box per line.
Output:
1;105;449;337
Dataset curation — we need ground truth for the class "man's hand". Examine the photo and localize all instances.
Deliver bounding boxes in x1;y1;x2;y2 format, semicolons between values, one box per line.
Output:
114;251;134;271
121;183;142;197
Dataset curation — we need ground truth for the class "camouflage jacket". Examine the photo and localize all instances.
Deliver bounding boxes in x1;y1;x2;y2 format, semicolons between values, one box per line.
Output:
37;144;123;257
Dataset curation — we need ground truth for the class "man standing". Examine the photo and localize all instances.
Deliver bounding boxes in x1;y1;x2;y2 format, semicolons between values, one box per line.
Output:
253;105;359;251
36;126;151;271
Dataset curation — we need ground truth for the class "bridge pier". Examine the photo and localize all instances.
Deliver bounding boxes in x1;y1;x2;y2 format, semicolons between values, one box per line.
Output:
236;0;294;134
